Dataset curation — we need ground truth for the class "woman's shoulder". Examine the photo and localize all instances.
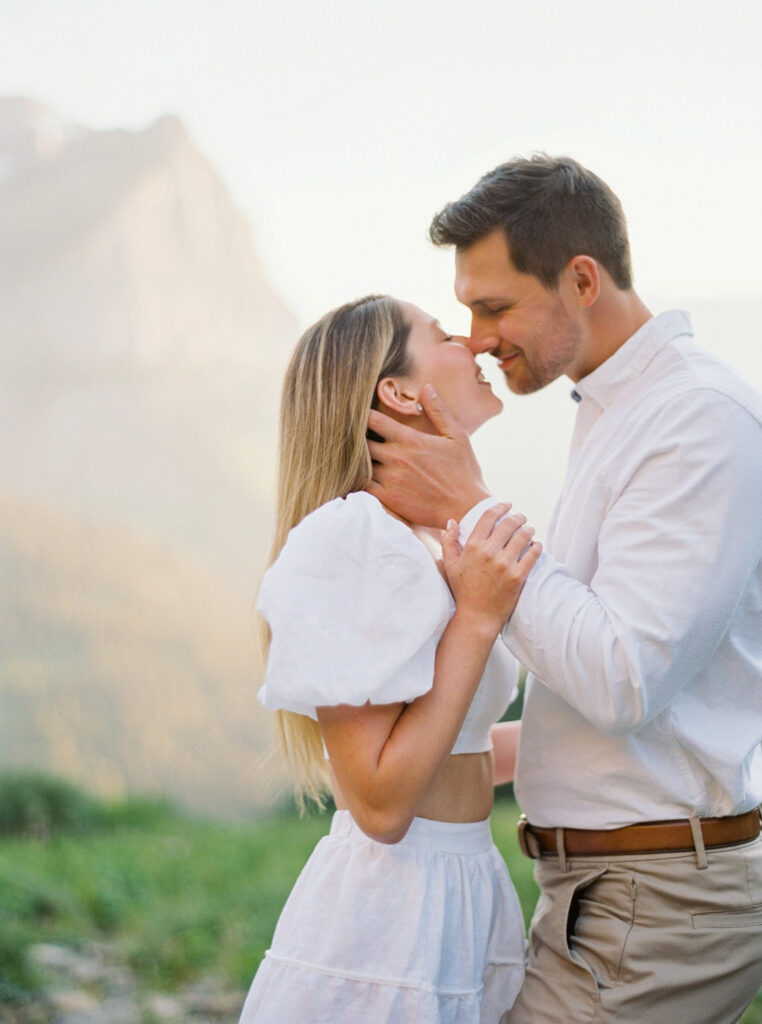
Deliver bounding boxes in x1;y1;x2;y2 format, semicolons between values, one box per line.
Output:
275;491;432;569
257;492;453;715
258;491;448;619
290;489;406;536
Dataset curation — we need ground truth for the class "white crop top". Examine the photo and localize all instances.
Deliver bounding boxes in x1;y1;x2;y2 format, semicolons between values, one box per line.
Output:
257;491;518;754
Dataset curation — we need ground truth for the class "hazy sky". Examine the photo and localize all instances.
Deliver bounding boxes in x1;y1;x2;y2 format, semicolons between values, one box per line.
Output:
3;0;761;318
3;0;760;526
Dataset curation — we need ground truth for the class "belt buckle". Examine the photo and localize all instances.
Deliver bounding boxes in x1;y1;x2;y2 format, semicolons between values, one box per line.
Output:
517;814;541;859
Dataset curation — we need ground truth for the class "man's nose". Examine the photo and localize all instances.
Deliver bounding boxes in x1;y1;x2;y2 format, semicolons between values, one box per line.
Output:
466;327;496;356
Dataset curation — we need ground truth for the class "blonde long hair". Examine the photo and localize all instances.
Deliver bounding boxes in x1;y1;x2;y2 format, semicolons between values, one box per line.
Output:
262;295;412;807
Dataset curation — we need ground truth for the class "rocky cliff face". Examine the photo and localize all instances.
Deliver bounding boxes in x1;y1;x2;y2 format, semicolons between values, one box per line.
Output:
0;99;299;813
0;98;294;372
0;97;298;586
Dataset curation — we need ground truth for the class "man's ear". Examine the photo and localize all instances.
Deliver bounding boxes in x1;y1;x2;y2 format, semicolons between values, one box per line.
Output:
566;255;600;308
376;377;420;416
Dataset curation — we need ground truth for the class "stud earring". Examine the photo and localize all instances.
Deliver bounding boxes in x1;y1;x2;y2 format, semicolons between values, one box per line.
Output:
416;403;423;413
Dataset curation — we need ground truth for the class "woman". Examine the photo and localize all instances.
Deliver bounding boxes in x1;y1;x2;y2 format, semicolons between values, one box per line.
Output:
240;296;540;1023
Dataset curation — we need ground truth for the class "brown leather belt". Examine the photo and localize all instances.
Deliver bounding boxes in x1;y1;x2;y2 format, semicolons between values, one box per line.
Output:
517;808;761;860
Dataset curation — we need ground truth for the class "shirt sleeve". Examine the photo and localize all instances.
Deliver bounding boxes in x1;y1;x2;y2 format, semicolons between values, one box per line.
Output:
257;492;453;719
458;496;502;548
503;390;762;736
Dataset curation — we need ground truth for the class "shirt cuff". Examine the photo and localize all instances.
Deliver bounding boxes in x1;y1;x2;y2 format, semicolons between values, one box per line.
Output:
500;548;553;645
458;496;503;547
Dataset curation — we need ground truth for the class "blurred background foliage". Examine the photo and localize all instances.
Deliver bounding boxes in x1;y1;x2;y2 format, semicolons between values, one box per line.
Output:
1;773;759;1022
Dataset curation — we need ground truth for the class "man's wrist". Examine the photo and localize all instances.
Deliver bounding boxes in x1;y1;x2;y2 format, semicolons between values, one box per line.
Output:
458;495;503;547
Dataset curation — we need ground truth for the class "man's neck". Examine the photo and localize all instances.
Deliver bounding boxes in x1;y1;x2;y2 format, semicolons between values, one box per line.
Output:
577;289;653;381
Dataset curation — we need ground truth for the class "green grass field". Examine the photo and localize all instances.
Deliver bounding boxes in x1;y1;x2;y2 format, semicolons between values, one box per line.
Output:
0;777;760;1021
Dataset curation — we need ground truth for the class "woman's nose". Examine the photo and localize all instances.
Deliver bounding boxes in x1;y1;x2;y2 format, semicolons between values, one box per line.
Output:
451;336;472;352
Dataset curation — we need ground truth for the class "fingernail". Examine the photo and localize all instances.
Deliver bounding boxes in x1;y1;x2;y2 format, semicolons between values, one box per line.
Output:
423;384;437;398
446;519;456;530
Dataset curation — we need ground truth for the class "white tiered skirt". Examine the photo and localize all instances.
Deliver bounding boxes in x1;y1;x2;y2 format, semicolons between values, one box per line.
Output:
240;810;526;1023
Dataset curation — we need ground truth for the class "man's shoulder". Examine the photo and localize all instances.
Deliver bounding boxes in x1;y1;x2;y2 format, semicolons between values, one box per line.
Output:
643;332;762;429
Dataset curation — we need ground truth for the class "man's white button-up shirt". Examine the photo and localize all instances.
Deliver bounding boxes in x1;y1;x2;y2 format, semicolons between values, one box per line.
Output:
462;310;762;828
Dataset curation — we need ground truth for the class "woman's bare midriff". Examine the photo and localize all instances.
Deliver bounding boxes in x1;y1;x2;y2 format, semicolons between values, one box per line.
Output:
329;751;495;826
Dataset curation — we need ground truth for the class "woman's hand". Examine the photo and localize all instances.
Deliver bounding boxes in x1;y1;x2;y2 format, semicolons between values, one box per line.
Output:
442;503;541;636
319;508;539;844
318;504;539;845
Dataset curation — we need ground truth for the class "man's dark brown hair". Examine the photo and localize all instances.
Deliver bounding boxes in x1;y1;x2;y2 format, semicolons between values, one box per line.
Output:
429;154;633;291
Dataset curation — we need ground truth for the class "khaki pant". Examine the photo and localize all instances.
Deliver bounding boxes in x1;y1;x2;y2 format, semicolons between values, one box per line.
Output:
502;835;762;1024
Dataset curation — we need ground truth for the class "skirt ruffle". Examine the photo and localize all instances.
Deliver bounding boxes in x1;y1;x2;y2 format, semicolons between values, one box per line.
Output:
240;811;526;1023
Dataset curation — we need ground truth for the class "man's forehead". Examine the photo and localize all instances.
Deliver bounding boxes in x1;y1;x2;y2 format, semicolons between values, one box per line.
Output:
454;261;511;306
454;232;525;306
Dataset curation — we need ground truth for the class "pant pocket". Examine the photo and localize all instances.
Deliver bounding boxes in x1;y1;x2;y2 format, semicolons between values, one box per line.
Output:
692;904;762;929
529;864;608;998
567;870;637;991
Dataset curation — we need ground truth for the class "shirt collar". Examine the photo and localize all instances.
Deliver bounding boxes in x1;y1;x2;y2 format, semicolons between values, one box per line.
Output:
570;310;693;409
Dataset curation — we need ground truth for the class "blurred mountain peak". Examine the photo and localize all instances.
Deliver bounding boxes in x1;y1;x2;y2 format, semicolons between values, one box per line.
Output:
0;98;187;168
0;98;297;581
0;102;298;811
0;98;297;372
0;97;88;176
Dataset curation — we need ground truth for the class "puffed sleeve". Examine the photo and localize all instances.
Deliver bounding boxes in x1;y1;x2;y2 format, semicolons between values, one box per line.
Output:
257;491;453;719
259;489;454;716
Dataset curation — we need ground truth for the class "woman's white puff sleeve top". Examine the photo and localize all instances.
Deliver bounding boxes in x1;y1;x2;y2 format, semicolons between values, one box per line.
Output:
257;491;518;753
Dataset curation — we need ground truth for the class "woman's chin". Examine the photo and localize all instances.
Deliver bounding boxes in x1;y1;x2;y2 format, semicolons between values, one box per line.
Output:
465;396;504;435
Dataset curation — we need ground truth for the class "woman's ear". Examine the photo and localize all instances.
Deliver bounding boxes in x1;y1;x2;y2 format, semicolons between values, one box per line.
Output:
376;376;420;417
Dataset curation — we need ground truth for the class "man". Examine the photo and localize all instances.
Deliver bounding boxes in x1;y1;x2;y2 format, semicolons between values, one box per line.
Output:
367;155;762;1023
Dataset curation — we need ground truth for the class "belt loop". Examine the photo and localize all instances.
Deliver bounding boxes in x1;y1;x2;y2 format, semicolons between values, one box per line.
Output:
517;815;541;859
689;815;708;870
556;827;568;872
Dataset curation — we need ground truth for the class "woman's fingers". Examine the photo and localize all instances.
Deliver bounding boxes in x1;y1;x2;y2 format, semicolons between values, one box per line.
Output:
440;518;461;571
469;503;513;543
502;523;535;555
522;539;543;568
510;537;543;576
484;511;527;548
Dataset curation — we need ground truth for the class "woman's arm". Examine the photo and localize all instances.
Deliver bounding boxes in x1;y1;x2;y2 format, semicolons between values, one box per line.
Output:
490;720;521;786
318;506;540;843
